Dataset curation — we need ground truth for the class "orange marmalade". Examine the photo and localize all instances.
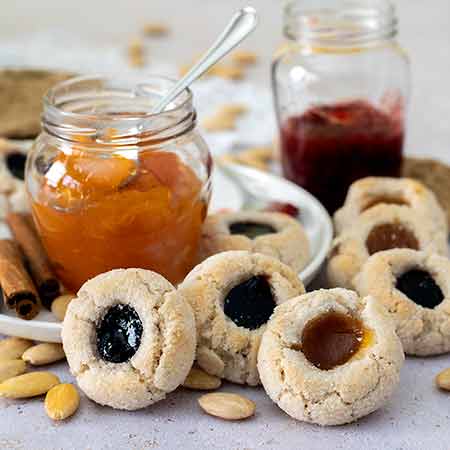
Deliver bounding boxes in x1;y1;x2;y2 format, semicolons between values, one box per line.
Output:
27;76;211;291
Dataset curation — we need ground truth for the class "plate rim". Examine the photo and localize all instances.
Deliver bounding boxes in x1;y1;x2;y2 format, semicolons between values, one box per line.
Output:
217;163;333;284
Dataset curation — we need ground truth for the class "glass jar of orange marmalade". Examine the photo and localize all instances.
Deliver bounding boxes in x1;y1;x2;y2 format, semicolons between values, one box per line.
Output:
26;75;212;291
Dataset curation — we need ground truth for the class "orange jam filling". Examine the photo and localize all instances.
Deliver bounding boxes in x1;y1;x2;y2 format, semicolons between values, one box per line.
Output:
301;311;372;370
366;222;419;255
31;149;207;291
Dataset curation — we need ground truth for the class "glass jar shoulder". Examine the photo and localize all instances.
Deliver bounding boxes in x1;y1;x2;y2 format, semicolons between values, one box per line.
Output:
26;130;212;208
273;41;409;79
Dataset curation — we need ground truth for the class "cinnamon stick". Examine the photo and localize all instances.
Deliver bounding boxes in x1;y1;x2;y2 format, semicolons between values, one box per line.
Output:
6;213;60;309
0;239;40;320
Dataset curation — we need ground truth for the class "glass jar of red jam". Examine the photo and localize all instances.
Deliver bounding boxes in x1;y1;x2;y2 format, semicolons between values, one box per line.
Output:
26;76;212;291
272;0;410;213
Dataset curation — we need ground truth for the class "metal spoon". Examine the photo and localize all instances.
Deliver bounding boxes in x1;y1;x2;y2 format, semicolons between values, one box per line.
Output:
152;6;258;114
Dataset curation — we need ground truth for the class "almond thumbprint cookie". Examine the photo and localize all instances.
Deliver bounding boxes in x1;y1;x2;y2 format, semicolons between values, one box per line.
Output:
327;204;448;289
334;177;447;235
62;269;196;410
0;138;30;215
178;251;305;386
257;288;404;426
355;249;450;356
199;211;310;273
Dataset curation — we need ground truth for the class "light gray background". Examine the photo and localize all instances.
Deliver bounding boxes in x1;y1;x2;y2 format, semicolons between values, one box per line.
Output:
1;0;449;162
1;1;450;449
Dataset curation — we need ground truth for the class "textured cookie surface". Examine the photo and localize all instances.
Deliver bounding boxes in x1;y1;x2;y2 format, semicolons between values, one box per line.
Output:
0;139;31;216
257;288;404;426
355;249;450;356
0;69;71;139
62;268;196;410
327;204;449;289
334;176;447;235
402;158;450;230
199;211;310;273
178;251;305;385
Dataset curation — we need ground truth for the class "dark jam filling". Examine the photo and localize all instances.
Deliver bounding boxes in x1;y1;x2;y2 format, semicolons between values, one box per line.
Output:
396;269;444;309
223;276;275;330
366;223;419;255
280;100;404;213
6;152;27;180
229;221;276;239
301;311;364;370
96;304;143;363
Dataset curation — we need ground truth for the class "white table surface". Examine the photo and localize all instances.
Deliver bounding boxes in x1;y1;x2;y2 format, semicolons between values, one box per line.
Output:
1;1;450;449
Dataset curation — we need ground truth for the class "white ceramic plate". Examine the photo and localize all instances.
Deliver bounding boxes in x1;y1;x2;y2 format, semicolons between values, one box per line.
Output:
0;164;332;343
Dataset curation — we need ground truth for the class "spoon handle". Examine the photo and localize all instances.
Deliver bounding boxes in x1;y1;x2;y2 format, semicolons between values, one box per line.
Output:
152;6;258;114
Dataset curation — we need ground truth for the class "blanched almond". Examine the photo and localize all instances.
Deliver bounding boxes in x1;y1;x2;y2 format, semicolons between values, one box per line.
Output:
202;114;236;132
51;294;75;321
436;368;450;390
0;371;60;398
202;104;247;132
220;104;248;117
217;154;240;165
128;37;145;67
142;22;169;36
0;359;26;383
45;383;80;421
231;50;258;66
0;337;33;361
198;392;255;420
236;153;268;171
239;147;273;162
208;64;244;80
183;367;221;390
22;343;65;366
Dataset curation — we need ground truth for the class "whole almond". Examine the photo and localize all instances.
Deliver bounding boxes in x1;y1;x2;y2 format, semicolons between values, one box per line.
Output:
0;359;26;383
231;50;258;66
22;343;65;366
128;37;145;68
239;147;273;162
51;294;75;321
0;371;60;398
142;22;169;37
202;114;236;132
183;367;221;391
220;104;248;117
208;64;244;81
436;368;450;390
45;383;80;421
198;392;255;420
0;337;33;361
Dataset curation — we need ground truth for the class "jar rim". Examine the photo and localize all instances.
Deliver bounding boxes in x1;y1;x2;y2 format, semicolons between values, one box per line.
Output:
42;74;196;145
284;0;398;47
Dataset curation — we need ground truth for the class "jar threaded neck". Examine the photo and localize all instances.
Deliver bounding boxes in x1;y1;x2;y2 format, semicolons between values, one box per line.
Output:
284;0;398;47
42;75;196;146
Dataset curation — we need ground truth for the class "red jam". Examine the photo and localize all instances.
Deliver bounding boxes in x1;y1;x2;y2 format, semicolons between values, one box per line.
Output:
280;100;404;213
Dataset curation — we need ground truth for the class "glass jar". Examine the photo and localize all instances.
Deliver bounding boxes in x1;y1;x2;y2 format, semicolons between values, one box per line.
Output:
272;0;410;213
26;75;212;291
